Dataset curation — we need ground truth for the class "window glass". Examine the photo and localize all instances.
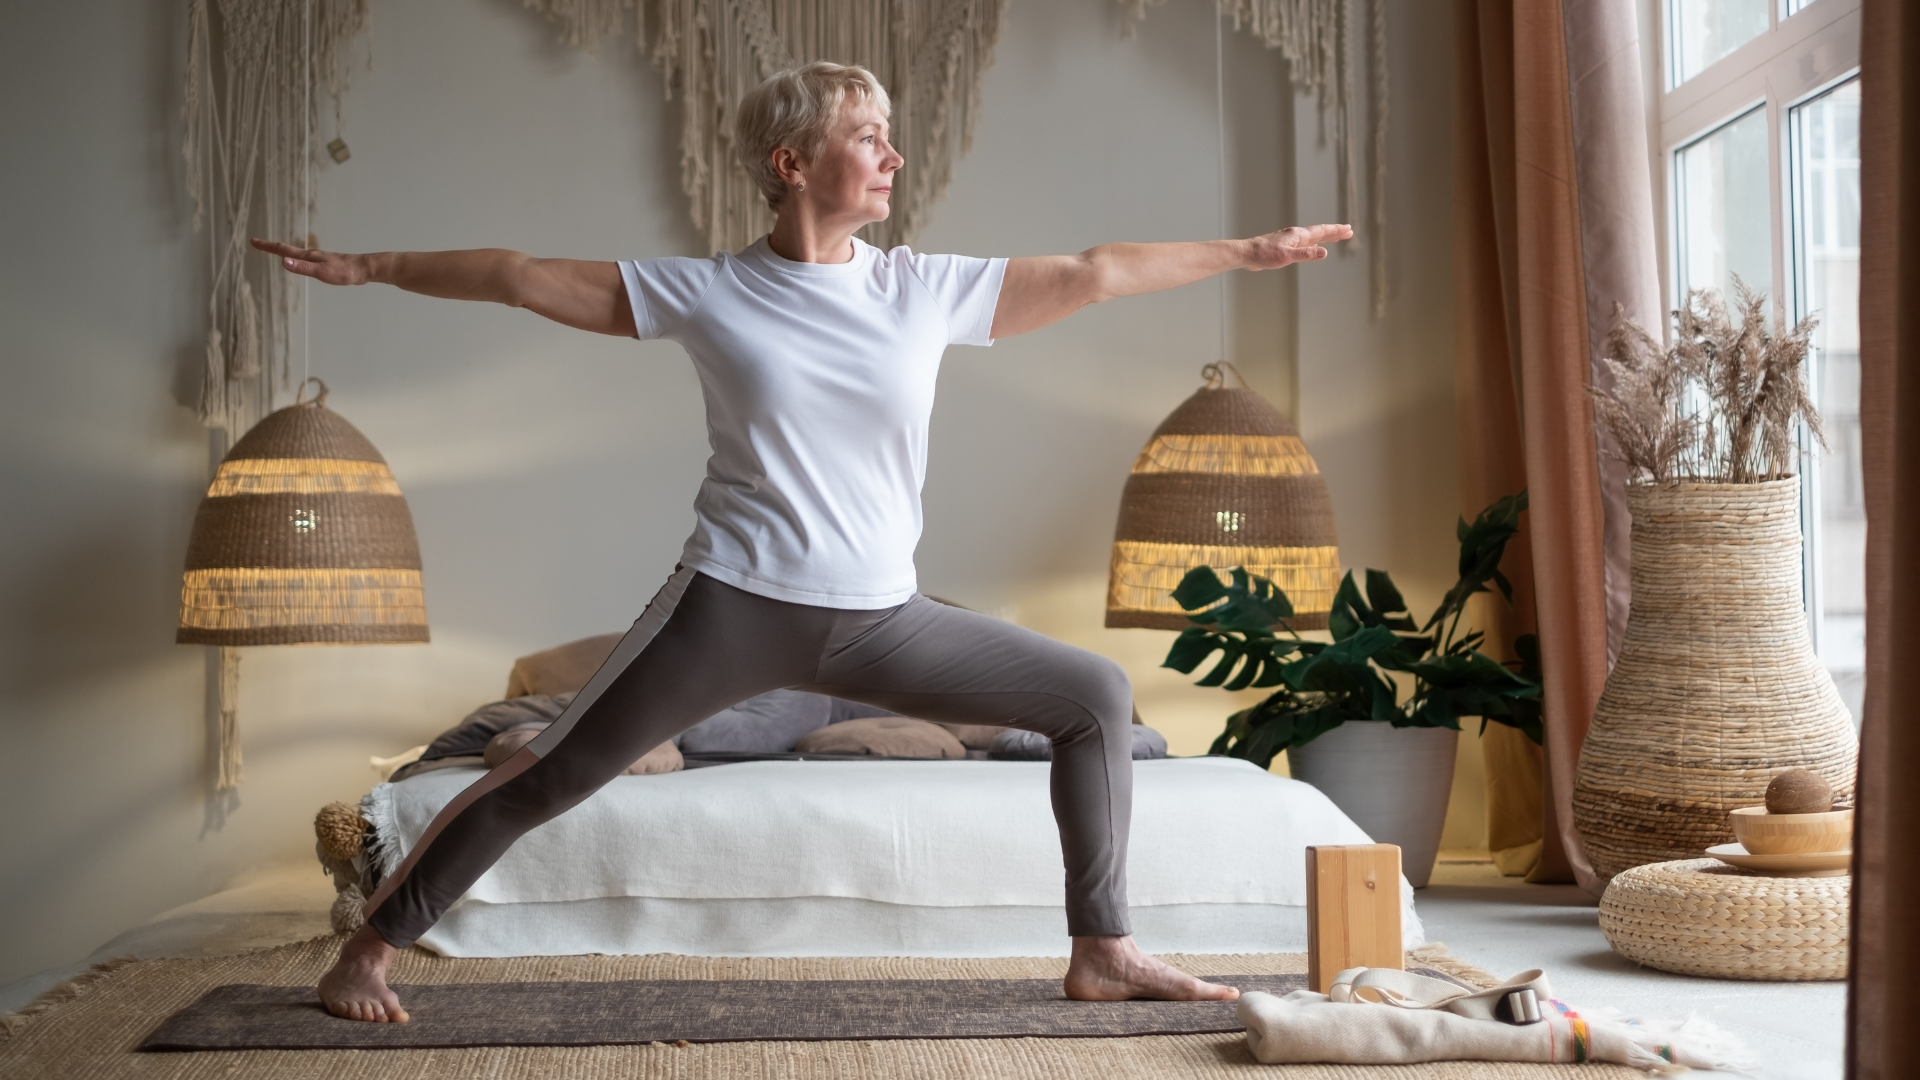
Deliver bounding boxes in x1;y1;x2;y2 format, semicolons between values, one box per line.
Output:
1790;77;1862;722
1672;0;1770;86
1674;106;1772;300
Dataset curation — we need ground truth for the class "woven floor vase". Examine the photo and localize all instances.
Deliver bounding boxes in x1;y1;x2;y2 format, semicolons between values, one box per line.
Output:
1572;478;1857;881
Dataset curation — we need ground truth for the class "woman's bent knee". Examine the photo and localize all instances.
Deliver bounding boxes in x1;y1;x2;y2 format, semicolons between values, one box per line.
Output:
1058;652;1133;738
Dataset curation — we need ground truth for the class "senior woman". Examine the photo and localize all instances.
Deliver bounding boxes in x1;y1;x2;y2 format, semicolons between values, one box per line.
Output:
257;61;1350;1023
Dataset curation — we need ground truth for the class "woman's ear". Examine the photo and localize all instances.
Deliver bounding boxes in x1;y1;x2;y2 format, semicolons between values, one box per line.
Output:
769;146;806;192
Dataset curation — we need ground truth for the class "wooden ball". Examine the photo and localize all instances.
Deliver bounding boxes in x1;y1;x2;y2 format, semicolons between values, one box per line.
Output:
1764;768;1833;815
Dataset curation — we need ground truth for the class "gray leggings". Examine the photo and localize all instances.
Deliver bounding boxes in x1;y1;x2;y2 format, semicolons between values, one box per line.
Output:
364;567;1137;948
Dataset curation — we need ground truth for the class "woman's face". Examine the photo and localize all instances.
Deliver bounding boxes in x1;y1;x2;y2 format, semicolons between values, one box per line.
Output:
789;97;903;227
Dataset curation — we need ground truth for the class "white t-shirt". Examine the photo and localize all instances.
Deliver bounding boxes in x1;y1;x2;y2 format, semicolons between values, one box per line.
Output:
620;236;1007;608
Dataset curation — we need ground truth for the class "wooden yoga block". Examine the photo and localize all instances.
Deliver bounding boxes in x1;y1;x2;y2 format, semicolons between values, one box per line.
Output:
1306;844;1403;993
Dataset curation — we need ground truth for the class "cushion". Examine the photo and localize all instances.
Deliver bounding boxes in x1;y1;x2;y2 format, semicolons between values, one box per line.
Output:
421;695;574;762
505;633;623;698
793;716;967;759
484;724;683;775
989;725;1170;761
939;724;1006;750
677;689;835;754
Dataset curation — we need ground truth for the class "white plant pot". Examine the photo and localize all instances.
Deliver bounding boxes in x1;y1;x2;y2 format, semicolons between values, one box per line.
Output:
1286;722;1458;888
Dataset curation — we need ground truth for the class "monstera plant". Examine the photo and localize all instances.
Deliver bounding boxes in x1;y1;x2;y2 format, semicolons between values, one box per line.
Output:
1166;492;1542;770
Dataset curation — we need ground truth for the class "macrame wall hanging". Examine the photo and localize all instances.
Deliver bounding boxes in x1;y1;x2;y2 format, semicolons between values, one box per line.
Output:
184;0;370;436
522;0;1008;254
1122;0;1390;318
183;0;372;794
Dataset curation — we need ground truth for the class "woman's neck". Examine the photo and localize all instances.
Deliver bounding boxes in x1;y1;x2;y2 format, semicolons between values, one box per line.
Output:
766;207;861;264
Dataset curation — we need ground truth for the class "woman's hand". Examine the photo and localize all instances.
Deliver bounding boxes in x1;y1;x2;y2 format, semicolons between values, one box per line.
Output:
250;238;635;337
251;238;377;286
990;223;1353;339
1243;223;1354;270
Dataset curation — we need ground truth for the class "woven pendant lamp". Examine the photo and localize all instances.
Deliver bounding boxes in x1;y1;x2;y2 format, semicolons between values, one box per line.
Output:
178;379;427;790
178;380;429;646
1106;364;1340;630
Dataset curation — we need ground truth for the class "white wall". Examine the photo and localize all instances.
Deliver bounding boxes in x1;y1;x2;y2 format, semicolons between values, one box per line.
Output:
0;0;1461;985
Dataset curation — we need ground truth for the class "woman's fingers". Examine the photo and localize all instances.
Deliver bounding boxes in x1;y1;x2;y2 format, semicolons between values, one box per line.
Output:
249;237;366;286
1247;225;1346;270
1297;222;1354;245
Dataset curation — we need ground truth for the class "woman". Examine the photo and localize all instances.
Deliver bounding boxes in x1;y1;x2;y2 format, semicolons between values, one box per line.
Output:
258;61;1350;1023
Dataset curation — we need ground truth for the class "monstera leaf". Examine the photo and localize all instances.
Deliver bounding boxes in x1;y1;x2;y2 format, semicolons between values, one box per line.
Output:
1169;491;1543;767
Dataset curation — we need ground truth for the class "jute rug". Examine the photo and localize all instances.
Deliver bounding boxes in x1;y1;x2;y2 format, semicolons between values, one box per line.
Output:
0;937;1641;1079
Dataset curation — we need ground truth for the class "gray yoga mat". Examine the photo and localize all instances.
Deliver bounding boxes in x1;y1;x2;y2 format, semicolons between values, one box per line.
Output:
139;970;1466;1050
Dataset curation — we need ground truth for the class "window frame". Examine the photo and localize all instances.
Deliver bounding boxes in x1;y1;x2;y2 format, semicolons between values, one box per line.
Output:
1653;0;1861;662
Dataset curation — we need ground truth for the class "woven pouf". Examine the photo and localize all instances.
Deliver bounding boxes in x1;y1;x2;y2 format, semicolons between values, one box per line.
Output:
1598;859;1848;981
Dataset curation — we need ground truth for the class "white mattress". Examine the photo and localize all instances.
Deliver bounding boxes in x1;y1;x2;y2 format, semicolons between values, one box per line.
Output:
366;757;1423;957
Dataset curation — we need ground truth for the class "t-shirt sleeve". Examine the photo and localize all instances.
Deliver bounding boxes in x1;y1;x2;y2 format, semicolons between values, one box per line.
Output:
903;251;1008;346
619;256;723;341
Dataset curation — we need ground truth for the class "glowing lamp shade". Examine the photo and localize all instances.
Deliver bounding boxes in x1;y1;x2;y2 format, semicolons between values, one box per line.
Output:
176;384;428;645
1106;371;1340;630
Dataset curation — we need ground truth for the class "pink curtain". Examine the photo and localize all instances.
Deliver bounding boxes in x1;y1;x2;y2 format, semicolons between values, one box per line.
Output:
1452;0;1659;892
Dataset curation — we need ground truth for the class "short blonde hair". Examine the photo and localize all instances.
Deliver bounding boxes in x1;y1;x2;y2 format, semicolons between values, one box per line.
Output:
737;62;892;209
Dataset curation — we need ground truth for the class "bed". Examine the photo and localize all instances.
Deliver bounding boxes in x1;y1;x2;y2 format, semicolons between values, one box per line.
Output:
323;631;1423;959
354;754;1423;959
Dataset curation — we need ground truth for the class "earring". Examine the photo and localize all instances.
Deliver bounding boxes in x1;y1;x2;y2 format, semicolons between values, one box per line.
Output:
796;182;806;192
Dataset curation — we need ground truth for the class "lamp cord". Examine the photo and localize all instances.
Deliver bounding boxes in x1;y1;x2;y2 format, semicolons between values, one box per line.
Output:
302;0;313;391
1214;2;1229;367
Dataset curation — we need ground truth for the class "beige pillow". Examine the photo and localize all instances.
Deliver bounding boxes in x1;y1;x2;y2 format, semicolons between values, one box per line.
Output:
623;740;685;775
483;726;683;775
794;717;966;759
504;632;623;698
939;723;1004;750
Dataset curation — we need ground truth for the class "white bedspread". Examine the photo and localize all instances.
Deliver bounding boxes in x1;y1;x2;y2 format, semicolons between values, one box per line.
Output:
366;757;1423;957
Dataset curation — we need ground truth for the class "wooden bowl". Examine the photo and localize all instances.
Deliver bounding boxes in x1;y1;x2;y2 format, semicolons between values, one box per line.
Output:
1730;806;1853;855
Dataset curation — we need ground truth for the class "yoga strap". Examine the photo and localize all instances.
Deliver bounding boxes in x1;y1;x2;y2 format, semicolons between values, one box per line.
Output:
1329;967;1553;1025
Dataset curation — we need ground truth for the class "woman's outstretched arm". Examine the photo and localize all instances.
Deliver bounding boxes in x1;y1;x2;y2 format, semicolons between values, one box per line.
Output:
250;238;636;338
988;223;1352;339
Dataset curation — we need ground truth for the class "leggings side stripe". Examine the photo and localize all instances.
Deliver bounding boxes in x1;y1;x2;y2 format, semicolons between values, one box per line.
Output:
360;565;698;924
527;564;699;758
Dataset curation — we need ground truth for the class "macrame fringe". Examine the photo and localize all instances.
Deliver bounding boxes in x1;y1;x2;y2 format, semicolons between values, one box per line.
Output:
215;645;244;791
182;0;370;433
1365;0;1386;318
1124;0;1390;319
521;0;1006;255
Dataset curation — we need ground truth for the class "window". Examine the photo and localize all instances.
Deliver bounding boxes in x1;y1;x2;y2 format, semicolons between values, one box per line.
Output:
1657;0;1863;721
1670;0;1771;87
1790;78;1863;701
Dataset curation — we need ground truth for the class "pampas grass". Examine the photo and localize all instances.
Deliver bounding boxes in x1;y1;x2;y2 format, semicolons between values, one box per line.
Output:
1593;280;1825;484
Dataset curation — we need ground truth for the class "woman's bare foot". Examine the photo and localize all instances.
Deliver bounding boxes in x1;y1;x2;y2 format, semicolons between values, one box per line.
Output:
318;925;410;1022
1063;935;1239;1001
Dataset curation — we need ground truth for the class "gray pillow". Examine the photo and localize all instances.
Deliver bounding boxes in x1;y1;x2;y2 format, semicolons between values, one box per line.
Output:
989;725;1170;761
418;694;575;762
676;688;835;754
